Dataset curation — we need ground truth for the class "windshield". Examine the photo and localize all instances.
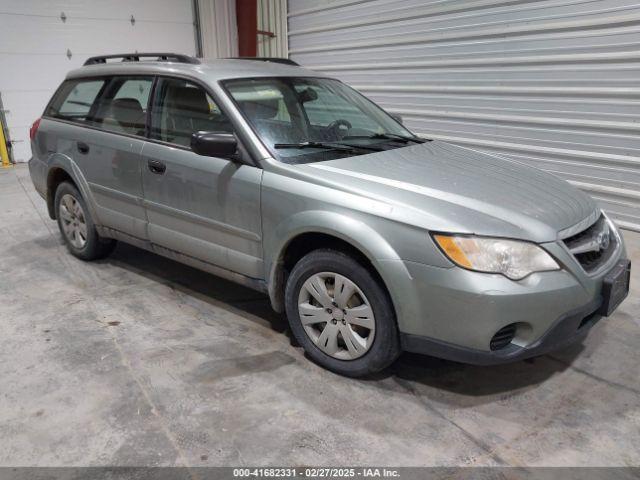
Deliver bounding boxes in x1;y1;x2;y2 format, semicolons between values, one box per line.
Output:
223;77;420;164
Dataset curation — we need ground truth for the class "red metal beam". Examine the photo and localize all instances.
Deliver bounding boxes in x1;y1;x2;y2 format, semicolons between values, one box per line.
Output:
236;0;257;57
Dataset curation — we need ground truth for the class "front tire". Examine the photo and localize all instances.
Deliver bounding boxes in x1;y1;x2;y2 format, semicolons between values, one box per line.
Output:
285;249;400;377
54;181;116;261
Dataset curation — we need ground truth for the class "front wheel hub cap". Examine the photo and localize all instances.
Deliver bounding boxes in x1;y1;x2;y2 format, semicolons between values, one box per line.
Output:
297;272;376;360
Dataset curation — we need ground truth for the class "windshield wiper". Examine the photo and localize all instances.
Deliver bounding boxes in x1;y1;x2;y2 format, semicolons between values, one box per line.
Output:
275;141;386;153
274;141;356;152
344;133;427;144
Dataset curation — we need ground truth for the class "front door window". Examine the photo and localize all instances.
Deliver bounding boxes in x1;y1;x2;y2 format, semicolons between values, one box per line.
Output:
150;78;233;148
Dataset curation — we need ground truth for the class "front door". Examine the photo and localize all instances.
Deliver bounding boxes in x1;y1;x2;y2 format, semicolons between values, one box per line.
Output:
141;77;263;278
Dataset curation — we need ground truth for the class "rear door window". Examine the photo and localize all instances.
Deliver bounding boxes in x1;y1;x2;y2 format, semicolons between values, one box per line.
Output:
46;79;106;123
91;76;153;136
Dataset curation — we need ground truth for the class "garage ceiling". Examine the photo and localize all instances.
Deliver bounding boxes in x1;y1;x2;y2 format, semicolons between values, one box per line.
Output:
288;0;640;232
0;0;197;164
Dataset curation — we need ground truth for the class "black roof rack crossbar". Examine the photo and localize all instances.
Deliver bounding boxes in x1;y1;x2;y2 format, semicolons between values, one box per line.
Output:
227;57;299;66
84;53;200;66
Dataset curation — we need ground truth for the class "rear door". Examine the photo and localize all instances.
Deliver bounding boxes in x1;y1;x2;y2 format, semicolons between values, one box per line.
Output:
141;77;263;278
82;76;153;239
45;76;153;239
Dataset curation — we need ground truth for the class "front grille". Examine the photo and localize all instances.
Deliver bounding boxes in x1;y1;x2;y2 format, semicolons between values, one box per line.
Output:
562;215;617;274
490;324;517;351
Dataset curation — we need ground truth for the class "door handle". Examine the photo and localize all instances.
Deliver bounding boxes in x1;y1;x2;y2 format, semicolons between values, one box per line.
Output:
148;159;166;175
77;142;90;154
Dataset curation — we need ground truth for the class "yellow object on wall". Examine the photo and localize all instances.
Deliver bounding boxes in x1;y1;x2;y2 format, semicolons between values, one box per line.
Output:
0;121;10;167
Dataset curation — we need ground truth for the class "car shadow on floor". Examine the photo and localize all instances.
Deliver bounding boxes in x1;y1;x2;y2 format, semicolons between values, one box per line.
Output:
102;242;581;400
391;347;579;394
104;242;287;330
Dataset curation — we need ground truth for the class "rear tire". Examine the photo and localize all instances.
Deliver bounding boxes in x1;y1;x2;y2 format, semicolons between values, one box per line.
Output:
285;249;400;377
54;181;116;261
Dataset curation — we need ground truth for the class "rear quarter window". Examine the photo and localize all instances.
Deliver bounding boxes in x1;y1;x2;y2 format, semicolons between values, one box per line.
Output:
45;79;106;122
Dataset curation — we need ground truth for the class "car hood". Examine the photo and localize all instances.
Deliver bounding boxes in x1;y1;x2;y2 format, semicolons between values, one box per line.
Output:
299;140;598;242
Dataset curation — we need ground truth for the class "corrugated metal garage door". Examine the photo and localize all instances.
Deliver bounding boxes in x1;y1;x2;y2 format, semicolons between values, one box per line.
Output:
258;0;288;58
198;0;238;59
287;0;640;232
0;0;197;163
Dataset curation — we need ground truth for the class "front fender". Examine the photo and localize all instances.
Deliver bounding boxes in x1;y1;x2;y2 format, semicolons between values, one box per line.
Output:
265;210;412;315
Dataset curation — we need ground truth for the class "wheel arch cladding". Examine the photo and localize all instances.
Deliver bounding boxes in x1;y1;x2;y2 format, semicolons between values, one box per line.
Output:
46;167;75;219
45;155;97;222
265;210;409;315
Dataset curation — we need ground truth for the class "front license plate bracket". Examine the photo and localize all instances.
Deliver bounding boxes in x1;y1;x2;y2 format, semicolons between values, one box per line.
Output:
600;260;631;316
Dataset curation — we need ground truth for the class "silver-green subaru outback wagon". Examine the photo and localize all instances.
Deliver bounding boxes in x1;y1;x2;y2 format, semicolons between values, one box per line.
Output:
29;53;631;377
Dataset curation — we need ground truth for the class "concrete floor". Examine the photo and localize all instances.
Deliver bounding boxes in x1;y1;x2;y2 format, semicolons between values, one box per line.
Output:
0;164;639;467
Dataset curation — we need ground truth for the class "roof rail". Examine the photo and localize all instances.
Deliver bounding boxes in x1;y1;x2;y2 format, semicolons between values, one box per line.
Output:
228;57;299;66
84;53;200;66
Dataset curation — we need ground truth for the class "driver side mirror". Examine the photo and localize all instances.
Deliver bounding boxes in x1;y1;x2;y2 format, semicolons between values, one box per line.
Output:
191;132;238;158
390;113;403;125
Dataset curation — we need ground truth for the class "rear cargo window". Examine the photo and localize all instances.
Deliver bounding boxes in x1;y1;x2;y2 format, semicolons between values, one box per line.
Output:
46;79;106;123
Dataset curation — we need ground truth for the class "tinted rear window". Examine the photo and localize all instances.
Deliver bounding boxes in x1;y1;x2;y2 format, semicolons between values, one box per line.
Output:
46;79;106;122
45;76;153;137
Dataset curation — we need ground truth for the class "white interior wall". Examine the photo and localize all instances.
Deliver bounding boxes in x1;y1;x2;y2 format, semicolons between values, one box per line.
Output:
0;0;197;163
198;0;238;59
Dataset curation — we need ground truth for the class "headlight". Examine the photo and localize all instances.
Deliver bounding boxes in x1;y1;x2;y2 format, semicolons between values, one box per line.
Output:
433;234;559;280
602;211;620;239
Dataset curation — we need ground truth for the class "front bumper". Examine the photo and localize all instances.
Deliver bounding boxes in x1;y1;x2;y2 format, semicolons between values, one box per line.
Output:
400;298;602;365
378;233;629;364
